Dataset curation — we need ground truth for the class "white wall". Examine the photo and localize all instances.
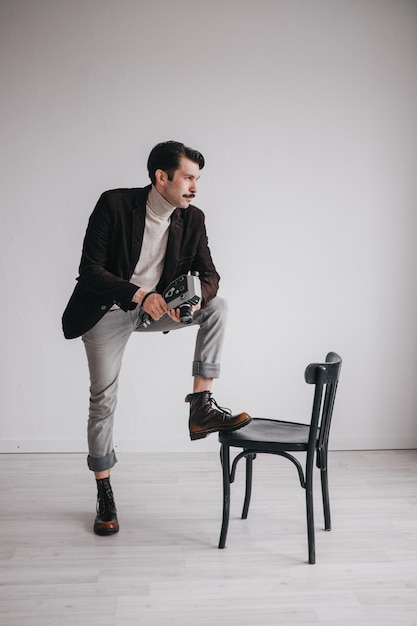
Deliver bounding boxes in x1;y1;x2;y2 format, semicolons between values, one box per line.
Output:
1;0;416;454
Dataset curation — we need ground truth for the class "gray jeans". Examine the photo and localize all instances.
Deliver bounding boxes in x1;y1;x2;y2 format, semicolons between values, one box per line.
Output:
82;296;228;472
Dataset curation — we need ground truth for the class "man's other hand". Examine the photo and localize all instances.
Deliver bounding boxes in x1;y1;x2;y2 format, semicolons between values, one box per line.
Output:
167;302;201;323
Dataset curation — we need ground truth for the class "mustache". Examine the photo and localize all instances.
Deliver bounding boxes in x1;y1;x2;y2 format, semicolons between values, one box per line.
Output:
183;194;196;198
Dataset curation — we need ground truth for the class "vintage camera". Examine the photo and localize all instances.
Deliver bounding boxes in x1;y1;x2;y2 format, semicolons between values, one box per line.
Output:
163;271;201;325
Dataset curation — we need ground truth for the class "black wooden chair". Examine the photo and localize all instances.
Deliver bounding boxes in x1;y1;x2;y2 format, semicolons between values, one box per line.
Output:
218;351;342;564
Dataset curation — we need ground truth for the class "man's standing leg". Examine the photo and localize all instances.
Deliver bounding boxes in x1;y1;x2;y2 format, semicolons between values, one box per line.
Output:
82;308;136;535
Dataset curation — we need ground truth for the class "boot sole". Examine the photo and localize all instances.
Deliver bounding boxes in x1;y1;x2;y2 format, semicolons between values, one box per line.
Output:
94;523;120;536
94;527;119;536
189;415;252;441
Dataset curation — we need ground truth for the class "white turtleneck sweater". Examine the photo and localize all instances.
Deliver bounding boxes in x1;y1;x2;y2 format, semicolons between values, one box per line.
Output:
130;185;176;292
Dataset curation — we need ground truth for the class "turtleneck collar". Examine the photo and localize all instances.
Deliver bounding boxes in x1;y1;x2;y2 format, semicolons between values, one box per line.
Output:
147;185;176;218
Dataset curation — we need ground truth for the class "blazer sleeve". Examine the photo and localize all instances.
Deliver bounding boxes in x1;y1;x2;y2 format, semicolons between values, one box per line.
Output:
191;217;220;307
76;192;138;310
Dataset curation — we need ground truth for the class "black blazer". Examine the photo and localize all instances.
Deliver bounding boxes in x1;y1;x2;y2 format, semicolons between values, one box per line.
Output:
62;185;220;339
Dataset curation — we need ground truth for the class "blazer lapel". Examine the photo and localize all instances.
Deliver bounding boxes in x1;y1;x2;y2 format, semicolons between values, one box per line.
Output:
129;188;148;276
158;208;183;289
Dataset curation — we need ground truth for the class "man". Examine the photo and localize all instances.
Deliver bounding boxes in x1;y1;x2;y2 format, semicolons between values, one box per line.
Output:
62;141;251;536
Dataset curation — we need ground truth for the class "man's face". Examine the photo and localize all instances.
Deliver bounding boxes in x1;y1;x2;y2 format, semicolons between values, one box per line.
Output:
156;156;200;208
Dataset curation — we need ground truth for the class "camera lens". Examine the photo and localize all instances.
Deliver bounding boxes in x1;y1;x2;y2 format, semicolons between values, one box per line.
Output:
178;303;193;325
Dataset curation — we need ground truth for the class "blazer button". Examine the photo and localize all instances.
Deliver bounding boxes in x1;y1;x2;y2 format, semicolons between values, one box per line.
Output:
100;305;107;311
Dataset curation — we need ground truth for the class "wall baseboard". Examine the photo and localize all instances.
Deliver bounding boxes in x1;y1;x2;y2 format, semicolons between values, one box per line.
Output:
0;437;416;454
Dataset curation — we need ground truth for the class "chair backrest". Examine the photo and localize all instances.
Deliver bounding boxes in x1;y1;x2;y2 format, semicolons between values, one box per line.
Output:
304;352;342;468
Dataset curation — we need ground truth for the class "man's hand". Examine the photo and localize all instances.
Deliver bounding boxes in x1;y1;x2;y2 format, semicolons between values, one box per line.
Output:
166;302;201;323
138;291;168;321
133;288;201;323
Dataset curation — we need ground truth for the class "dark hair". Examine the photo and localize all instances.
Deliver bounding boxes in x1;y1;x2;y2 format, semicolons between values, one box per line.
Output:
147;140;205;185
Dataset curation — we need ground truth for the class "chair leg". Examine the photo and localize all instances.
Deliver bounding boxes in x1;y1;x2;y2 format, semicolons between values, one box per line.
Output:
321;468;331;531
218;443;231;549
242;453;254;519
305;472;316;564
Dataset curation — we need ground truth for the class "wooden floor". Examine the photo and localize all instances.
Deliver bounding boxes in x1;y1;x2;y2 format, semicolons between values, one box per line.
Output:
1;449;416;625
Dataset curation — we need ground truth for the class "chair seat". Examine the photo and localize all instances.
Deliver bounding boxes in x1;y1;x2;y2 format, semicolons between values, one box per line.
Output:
219;418;311;452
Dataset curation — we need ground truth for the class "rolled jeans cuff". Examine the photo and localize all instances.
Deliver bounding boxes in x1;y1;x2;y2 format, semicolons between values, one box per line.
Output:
192;361;220;379
87;449;118;472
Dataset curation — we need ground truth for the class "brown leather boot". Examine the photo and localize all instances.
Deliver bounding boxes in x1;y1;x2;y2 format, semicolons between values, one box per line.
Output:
186;391;251;441
94;477;119;536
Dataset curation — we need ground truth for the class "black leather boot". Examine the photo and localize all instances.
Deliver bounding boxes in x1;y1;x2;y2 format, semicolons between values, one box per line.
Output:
94;477;119;536
186;391;251;440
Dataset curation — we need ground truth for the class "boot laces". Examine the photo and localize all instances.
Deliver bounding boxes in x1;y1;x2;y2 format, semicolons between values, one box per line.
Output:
97;479;117;515
209;395;232;420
